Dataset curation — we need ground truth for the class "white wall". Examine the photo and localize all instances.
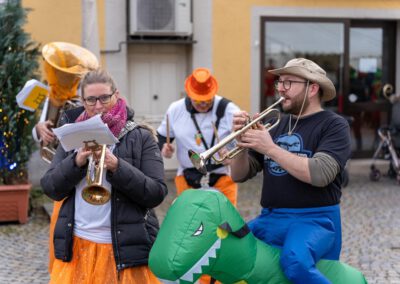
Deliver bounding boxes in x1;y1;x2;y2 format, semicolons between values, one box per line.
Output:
102;0;129;100
192;0;213;71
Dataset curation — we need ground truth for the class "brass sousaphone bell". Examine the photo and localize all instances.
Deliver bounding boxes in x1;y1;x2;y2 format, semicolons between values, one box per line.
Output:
40;42;99;163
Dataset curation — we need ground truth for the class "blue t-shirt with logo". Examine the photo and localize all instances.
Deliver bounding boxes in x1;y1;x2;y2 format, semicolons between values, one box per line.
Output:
250;110;351;208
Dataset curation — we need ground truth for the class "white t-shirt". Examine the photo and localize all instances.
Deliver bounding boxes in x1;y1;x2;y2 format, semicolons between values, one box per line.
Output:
74;146;115;244
157;95;240;176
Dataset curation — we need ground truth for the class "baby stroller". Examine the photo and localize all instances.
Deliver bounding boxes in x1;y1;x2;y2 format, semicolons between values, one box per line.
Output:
369;126;400;182
370;85;400;182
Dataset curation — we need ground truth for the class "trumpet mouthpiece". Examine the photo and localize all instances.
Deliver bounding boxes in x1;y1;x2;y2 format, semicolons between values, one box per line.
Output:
188;150;207;175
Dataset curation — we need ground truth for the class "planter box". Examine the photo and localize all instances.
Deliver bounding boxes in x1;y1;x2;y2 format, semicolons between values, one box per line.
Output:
0;184;31;224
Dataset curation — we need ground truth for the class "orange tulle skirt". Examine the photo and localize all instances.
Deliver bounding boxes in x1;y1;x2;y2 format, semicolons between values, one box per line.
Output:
49;236;160;284
48;200;63;273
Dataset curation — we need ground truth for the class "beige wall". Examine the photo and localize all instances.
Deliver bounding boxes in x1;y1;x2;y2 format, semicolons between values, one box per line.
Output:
213;0;400;110
22;0;105;67
23;0;82;46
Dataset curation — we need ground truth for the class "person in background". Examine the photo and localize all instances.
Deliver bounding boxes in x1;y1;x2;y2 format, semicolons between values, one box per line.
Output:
32;97;81;146
264;58;278;108
41;68;167;283
34;41;100;274
157;67;240;206
229;58;351;284
32;95;83;274
32;97;56;146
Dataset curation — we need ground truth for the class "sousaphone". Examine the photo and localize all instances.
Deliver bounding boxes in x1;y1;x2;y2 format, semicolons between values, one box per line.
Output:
40;42;99;163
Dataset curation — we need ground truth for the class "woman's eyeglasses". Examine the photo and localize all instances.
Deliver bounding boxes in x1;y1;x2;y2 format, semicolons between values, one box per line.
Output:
274;80;308;91
84;92;115;106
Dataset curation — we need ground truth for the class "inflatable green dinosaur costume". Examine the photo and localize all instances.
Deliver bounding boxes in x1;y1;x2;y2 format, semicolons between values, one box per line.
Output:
149;189;367;284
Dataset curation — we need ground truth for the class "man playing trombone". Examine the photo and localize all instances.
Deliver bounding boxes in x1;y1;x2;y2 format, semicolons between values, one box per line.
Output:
229;58;351;284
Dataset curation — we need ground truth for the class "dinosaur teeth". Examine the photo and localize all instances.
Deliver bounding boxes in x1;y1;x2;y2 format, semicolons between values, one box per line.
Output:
180;239;221;282
157;279;179;284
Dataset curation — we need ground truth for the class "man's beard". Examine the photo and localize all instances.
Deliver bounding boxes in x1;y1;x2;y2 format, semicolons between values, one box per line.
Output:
282;93;309;115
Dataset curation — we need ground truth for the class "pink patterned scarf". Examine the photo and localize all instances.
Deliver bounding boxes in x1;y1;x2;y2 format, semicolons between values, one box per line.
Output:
75;98;128;138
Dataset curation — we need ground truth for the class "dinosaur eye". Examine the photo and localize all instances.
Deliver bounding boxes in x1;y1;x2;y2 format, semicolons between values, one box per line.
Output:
192;222;204;236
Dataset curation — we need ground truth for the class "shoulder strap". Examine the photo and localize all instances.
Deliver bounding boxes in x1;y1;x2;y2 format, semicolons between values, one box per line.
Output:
215;97;230;127
185;96;209;149
186;97;231;150
185;96;194;113
118;120;138;139
210;98;231;147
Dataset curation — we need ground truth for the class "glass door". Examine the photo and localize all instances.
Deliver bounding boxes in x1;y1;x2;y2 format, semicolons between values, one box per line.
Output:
262;18;396;157
262;19;345;111
344;21;396;157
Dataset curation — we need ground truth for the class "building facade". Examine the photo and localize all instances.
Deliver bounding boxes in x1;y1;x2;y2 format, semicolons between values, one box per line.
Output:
23;0;400;157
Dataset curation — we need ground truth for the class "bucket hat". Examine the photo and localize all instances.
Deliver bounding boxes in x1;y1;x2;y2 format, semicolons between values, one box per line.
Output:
268;58;336;102
185;68;218;101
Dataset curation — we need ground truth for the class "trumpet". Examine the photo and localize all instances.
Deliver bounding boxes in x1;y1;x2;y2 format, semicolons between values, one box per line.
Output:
81;141;111;205
188;97;284;174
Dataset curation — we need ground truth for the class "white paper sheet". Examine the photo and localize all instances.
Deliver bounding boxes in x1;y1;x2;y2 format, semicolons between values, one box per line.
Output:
53;114;118;151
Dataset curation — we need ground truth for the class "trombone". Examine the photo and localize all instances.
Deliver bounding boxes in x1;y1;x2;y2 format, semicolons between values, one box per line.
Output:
188;97;284;174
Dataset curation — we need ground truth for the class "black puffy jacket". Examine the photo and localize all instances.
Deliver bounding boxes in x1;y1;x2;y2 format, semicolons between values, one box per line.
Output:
41;108;168;270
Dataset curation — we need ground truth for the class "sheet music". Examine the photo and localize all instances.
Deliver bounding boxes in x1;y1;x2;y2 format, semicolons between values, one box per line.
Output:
52;114;118;151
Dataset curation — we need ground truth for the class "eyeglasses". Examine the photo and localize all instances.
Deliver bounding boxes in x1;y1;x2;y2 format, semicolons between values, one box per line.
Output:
274;80;308;91
84;92;115;106
192;99;213;106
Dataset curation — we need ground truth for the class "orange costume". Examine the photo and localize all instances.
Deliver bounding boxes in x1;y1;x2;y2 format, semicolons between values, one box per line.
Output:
157;68;240;284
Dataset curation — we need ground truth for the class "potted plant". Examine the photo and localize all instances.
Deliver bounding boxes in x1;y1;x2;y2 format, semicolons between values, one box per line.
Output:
0;0;40;223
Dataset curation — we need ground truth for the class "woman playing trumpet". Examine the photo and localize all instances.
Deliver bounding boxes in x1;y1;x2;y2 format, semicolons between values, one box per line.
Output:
41;69;167;283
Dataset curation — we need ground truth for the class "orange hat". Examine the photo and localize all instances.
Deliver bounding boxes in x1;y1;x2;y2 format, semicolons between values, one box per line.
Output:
185;68;218;101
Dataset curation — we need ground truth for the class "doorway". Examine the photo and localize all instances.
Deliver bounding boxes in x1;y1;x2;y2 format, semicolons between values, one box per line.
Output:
128;44;188;118
262;18;397;157
344;21;396;157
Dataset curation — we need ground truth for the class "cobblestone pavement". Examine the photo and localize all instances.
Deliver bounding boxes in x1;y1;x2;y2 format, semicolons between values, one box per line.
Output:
1;159;400;283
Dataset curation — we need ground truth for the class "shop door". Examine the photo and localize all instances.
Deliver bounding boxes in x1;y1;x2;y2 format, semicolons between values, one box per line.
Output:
344;21;396;157
262;19;346;112
128;45;187;118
